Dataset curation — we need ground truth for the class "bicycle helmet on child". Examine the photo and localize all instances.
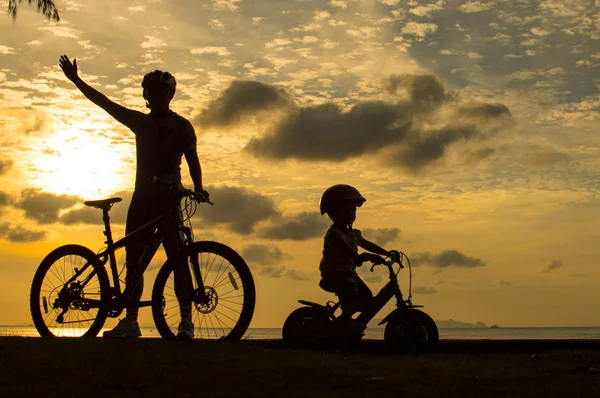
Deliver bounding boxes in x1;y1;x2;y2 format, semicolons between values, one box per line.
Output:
319;184;366;215
142;70;177;100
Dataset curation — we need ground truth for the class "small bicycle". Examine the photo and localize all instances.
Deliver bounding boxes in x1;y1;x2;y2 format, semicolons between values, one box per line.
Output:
282;251;438;352
30;177;256;340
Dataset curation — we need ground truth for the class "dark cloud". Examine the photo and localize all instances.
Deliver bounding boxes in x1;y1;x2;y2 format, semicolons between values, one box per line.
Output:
391;124;478;172
243;244;285;278
260;212;329;241
217;73;512;173
0;222;46;242
382;74;446;108
0;159;13;175
15;189;80;224
463;147;496;164
193;186;280;234
59;191;131;225
527;151;570;168
362;227;401;246
410;250;485;268
0;191;12;206
412;286;438;294
59;206;106;225
242;244;284;266
456;103;511;119
194;80;294;128
285;269;311;281
241;244;310;280
546;260;563;272
245;100;411;161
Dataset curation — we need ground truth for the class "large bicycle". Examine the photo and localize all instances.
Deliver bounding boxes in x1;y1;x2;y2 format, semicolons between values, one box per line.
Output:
30;177;256;340
282;251;438;352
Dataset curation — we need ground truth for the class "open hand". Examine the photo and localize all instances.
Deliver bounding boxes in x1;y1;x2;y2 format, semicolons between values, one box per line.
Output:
59;55;78;81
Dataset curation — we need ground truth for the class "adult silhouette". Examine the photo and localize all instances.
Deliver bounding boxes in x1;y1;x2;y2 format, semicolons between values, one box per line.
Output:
59;54;209;338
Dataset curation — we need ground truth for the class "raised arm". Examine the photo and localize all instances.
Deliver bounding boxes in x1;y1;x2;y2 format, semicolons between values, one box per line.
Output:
59;55;136;127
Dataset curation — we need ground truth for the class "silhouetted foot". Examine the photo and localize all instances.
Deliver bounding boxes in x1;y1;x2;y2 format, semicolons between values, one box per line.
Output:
103;319;142;338
177;320;194;339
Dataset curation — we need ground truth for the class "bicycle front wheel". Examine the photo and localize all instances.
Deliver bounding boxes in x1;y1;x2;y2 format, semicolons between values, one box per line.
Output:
152;241;256;341
30;244;110;337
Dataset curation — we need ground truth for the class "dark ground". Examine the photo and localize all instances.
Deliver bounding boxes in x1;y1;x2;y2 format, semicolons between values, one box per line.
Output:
1;338;600;397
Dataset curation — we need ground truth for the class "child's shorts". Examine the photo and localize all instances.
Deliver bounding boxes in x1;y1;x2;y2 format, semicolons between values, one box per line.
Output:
319;272;373;306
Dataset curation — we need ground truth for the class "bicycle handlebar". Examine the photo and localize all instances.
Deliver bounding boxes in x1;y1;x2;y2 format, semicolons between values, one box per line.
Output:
369;251;405;272
148;176;214;205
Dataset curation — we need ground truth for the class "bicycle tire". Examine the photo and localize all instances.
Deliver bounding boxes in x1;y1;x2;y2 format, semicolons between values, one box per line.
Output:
152;241;256;341
30;244;110;338
384;308;439;353
282;306;331;348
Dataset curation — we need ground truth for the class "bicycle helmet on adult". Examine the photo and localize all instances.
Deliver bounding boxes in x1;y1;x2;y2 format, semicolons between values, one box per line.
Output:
319;184;366;215
142;70;177;100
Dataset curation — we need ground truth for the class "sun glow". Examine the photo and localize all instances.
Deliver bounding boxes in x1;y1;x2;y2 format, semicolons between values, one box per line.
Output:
32;121;132;199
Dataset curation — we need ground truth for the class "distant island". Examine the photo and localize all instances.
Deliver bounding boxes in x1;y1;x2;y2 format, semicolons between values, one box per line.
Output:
434;319;496;329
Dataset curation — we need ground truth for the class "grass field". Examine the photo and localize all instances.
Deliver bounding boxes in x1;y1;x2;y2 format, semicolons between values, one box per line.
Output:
1;338;599;397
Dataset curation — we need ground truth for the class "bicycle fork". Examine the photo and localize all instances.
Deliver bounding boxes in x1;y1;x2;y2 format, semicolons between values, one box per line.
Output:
181;226;208;305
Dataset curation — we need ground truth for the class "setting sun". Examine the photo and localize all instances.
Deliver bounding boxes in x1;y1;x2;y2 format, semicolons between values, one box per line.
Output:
32;121;131;199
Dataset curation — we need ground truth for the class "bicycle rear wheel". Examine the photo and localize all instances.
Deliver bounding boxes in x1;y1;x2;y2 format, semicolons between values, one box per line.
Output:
30;244;110;337
152;241;256;341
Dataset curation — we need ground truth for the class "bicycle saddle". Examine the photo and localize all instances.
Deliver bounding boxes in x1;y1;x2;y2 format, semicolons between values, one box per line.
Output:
84;197;122;210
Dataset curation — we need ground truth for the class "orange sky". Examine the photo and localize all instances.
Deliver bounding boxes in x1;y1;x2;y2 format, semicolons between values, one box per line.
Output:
1;0;600;329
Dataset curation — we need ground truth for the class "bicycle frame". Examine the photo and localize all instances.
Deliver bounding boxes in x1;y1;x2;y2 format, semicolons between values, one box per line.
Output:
355;263;416;325
301;261;420;325
58;198;205;315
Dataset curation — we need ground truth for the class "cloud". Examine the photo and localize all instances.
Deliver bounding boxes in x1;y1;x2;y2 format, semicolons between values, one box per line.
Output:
382;74;446;107
0;223;46;243
401;22;438;37
17;114;47;135
59;191;131;225
0;191;11;206
0;45;14;55
410;250;485;268
193;186;280;234
260;212;329;241
546;260;564;272
15;189;80;224
190;46;232;56
193;80;294;128
456;103;511;119
213;74;511;173
362;227;401;246
390;124;479;172
212;0;242;11
245;100;412;162
242;244;310;280
242;244;284;265
458;1;495;13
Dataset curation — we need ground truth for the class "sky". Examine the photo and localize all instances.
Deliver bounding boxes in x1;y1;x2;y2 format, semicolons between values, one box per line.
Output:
1;0;600;329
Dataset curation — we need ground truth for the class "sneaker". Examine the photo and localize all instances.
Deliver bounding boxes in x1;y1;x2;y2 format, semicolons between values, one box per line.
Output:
177;320;194;339
103;319;142;338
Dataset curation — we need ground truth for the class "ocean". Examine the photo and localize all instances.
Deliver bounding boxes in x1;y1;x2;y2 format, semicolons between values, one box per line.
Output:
2;325;600;340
